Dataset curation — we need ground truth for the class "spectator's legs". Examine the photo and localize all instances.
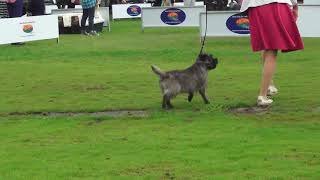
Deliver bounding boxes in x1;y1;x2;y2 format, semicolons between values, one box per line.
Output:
7;4;14;17
7;0;23;18
67;0;75;8
30;0;45;16
81;8;89;32
7;0;24;44
88;7;95;32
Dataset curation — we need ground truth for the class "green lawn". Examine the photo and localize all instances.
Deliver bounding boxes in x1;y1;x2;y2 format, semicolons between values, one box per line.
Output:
0;20;319;179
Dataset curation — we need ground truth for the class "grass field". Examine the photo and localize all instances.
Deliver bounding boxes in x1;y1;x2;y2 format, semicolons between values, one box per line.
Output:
0;20;320;179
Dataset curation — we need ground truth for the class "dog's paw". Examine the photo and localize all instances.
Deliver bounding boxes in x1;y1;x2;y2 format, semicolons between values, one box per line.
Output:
162;105;174;110
167;104;174;109
163;107;173;110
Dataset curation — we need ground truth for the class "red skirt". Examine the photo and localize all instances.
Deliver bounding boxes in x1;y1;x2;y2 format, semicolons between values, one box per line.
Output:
248;3;304;52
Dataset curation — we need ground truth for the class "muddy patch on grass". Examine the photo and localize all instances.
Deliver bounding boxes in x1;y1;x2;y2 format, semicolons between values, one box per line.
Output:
86;118;105;126
228;106;270;115
72;84;108;92
7;110;149;118
121;165;174;178
184;117;194;123
312;107;320;113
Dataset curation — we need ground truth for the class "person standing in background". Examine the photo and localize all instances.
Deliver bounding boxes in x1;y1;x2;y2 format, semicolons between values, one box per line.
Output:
161;0;172;6
3;0;24;44
240;0;304;106
0;2;9;18
236;0;243;4
29;0;45;16
68;0;77;8
80;0;99;36
56;0;66;8
5;0;23;18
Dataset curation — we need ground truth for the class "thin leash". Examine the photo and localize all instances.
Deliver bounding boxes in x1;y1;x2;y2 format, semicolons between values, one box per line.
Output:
199;2;208;55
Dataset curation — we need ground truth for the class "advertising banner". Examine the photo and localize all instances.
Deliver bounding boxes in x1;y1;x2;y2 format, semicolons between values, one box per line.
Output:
0;15;59;45
112;3;152;20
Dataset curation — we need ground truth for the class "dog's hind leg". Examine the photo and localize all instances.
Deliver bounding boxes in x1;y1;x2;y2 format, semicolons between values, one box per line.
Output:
162;95;167;109
162;95;168;109
166;97;174;109
188;92;194;102
199;88;210;104
162;94;173;109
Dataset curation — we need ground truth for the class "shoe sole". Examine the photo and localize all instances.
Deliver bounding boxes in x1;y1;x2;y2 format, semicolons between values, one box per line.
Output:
257;103;272;107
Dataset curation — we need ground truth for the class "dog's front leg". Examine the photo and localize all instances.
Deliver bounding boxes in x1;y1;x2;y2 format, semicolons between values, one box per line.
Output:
188;92;194;102
199;88;210;104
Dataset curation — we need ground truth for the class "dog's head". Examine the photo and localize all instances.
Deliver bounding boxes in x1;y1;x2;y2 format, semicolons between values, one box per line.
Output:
196;53;218;70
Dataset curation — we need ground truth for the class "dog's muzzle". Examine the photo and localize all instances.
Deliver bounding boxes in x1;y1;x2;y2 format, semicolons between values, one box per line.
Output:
208;59;218;69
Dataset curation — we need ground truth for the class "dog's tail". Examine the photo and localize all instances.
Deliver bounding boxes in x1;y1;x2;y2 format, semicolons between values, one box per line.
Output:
151;65;166;77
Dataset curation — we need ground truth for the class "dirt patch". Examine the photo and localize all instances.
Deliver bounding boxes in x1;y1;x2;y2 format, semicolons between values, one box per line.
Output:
72;84;108;92
228;106;270;115
312;107;320;113
85;85;107;91
7;110;149;118
192;108;200;112
164;170;175;180
184;117;194;123
86;118;105;126
121;165;174;177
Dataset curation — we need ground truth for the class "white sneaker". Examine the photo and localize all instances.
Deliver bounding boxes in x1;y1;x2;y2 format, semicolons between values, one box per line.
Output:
257;96;273;106
81;30;90;36
267;85;278;96
89;30;100;36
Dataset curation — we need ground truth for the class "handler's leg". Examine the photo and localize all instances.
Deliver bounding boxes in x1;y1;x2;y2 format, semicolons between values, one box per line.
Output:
262;51;278;96
257;50;277;106
259;50;277;97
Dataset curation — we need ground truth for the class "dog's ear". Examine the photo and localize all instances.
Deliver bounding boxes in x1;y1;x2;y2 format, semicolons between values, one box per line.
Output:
197;54;207;61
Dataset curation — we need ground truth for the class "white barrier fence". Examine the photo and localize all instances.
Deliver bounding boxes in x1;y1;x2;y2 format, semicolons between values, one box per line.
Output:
297;5;320;37
51;7;111;31
199;5;320;38
304;0;320;4
174;1;204;6
45;5;82;14
141;6;205;31
112;3;152;20
199;11;248;38
0;15;59;45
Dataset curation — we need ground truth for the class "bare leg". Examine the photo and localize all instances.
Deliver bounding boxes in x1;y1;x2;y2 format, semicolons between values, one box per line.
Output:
259;50;278;97
199;88;210;104
261;52;275;87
